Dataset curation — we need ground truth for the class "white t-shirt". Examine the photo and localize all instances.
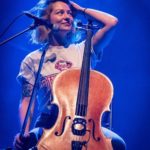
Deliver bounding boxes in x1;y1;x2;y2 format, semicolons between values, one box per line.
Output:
17;41;98;113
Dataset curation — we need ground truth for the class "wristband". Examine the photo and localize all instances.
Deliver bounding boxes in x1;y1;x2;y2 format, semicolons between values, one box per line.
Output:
83;8;87;14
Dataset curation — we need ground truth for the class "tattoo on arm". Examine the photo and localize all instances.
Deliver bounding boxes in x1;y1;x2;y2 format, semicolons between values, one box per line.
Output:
22;83;33;98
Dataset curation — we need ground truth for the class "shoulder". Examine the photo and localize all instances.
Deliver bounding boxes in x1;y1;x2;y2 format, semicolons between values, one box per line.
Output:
69;40;85;49
22;49;42;63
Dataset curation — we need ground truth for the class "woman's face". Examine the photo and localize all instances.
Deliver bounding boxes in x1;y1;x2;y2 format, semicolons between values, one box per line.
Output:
49;1;74;32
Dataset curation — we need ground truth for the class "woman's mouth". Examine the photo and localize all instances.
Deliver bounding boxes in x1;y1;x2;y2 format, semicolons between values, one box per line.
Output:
62;22;72;26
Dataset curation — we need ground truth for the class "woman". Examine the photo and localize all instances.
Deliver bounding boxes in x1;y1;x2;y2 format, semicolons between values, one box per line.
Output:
14;0;126;149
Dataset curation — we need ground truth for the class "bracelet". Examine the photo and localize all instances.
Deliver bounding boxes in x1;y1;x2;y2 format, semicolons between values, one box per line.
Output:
83;8;87;14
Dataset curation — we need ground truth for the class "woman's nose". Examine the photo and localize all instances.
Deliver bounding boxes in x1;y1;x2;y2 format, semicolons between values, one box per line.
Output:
63;13;72;21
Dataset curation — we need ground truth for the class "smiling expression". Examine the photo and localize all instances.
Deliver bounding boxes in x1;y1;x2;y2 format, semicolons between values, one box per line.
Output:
49;1;74;32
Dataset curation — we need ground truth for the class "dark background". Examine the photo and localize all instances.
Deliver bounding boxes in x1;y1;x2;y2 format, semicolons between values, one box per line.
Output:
0;0;150;149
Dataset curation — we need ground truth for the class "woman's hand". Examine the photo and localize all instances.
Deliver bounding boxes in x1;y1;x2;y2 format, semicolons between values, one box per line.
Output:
70;1;84;12
13;133;30;150
13;132;37;150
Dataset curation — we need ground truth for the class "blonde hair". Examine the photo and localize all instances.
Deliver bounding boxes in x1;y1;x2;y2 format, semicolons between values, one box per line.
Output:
30;0;78;45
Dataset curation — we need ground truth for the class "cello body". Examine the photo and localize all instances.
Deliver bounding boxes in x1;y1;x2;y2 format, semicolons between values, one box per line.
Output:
37;68;113;150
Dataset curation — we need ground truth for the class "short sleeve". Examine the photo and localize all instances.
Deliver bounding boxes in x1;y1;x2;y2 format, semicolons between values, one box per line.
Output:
77;40;102;69
17;56;36;85
91;42;104;68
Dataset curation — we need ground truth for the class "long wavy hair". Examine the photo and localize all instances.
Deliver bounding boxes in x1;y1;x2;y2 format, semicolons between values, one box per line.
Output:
30;0;81;45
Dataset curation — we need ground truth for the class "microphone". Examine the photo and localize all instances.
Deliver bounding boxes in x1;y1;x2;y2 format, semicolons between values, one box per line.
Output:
23;11;53;29
45;53;57;63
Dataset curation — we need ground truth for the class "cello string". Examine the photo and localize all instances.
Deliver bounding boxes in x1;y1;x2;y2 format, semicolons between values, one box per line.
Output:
74;40;91;148
75;69;85;149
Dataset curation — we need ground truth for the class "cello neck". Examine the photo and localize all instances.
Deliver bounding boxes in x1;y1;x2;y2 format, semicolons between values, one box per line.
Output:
75;28;93;117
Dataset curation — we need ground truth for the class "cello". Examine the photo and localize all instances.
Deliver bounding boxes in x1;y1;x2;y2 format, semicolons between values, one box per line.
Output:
36;21;113;150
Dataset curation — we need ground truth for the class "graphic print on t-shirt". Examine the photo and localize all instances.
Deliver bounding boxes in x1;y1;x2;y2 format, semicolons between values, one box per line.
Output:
40;59;73;91
38;59;73;105
55;60;72;71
